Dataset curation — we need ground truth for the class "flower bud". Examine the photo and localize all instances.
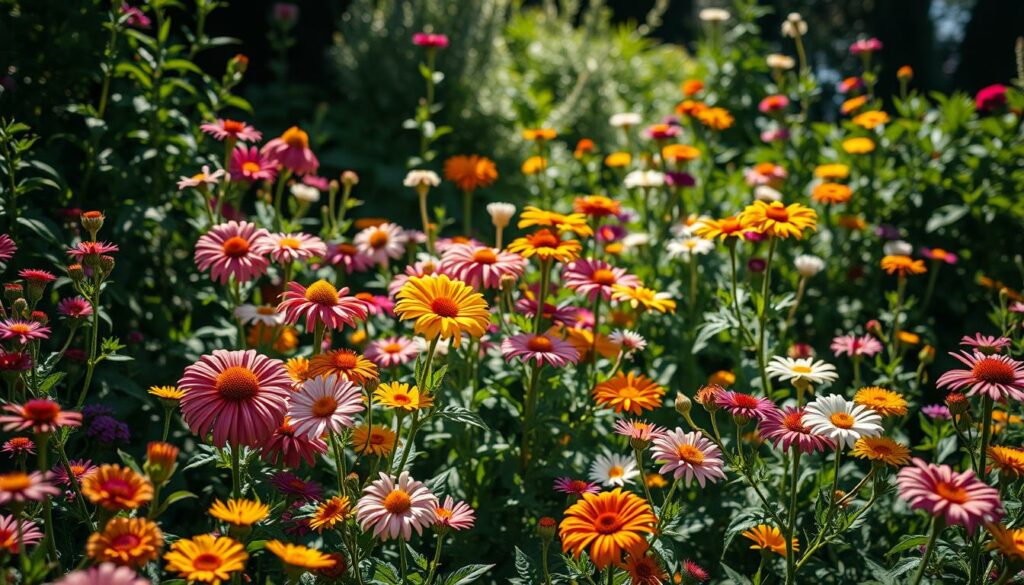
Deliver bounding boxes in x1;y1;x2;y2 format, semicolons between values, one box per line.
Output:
67;264;85;281
228;53;249;76
30;311;47;325
696;384;724;412
674;393;693;417
897;65;914;81
99;255;115;277
918;345;935;364
341;170;359;187
499;272;518;292
80;210;104;239
11;298;28;317
537;516;557;541
3;283;23;303
945;391;969;415
866;319;883;338
145;441;180;486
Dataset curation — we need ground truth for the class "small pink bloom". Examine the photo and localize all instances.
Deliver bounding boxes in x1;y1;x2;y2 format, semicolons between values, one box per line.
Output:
0;513;43;554
850;38;883;55
501;333;580;367
920;247;958;264
230;146;278;182
193;221;272;285
937;350;1024;402
975;84;1008;113
434;496;475;531
264;232;327;264
354;223;408;268
58;297;94;319
262;417;329;468
758;94;790;114
0;320;50;344
553;477;600;496
287;375;364;439
120;4;151;29
0;471;60;504
324;242;375;275
0;399;81;433
176;165;225;190
262;126;319;176
650;428;727;487
897;458;1001;534
52;563;149;585
438;243;525;289
830;334;883;358
412;33;449;49
714;391;775;421
562;259;640;302
960;333;1012;355
0;234;16;263
514;298;577;327
67;241;118;262
365;336;419;368
356;471;438;541
758;406;834;453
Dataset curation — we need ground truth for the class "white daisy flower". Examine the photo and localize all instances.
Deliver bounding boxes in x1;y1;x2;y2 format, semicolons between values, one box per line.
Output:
290;183;321;203
486;202;517;229
766;53;796;70
624;170;665;189
588;452;638;487
804;393;882;448
699;8;730;22
403;170;441;189
609;112;642;128
794;254;825;278
609;329;647;355
754;185;782;202
765;356;838;387
621;232;651;251
666;237;715;261
234;304;286;326
883;240;912;256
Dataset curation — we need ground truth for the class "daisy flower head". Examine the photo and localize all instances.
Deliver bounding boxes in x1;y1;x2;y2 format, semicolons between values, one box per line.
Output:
507;229;583;264
854;386;908;417
355;471;438;541
81;465;152;511
501;333;579;367
666;237;715;261
693;216;747;241
896;458;1002;533
233;304;285;327
67;240;119;263
438;243;526;289
0;471;60;504
271;471;323;502
937;350;1024;402
559;488;656;569
354;222;408;267
262;126;319;175
364;336;418;369
201;119;262;143
611;284;676;313
86;517;163;568
739;200;817;239
287;374;364;439
624;170;666;189
277;280;370;332
651;428;726;487
609;329;647;356
51;564;149;585
177;349;292;448
403;170;442;196
264;232;326;264
374;382;433;411
261;417;329;467
622;549;669;585
164;534;248;584
486;202;517;229
176;165;225;190
592;371;665;415
307;349;379;384
851;436;911;467
265;540;336;574
922;404;952;420
518;206;594;238
714;391;776;423
830;334;883;358
804;393;883;448
228;146;277;183
434;496;475;531
613;419;667;448
0;319;50;345
443;155;497;192
0;234;16;263
759;406;835;453
880;255;927;277
194;221;272;285
989;446;1024;479
0;398;82;433
960;333;1012;355
766;356;838;388
351;424;397;457
742;524;797;557
394;274;490;348
574;195;622;218
588;451;639;487
794;254;826;278
0;514;42;554
57;296;93;319
988;524;1024;561
325;242;374;274
209;498;270;529
554;477;601;497
2;437;35;458
309;496;352;532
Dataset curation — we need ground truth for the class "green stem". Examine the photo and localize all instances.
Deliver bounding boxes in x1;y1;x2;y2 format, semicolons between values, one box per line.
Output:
399;539;409;585
312;321;326;357
756;237;777;395
540;540;553;585
231;443;242;499
74;277;102;409
910;517;943;585
785;450;801;584
331;430;348;497
633;447;656;506
520;364;542;474
424;530;445;585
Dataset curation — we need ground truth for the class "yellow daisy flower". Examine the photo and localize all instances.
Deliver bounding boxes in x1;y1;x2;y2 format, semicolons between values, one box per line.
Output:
394;275;490;347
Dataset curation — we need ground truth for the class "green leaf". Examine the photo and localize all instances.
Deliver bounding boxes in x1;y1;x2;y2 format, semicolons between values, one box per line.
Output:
434;405;489;431
721;563;753;585
439;564;493;585
157;490;197;515
513;547;538;584
886;534;928;557
163;59;204;75
925;204;968;233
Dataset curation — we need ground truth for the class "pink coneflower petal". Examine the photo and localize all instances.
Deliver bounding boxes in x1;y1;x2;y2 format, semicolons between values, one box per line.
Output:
434;496;475;531
194;221;272;284
959;333;1012;355
287;375;364;439
201;119;262;143
58;296;94;319
714;391;775;421
562;259;640;302
438;243;525;289
500;333;580;367
830;334;883;358
276;280;369;332
758;406;834;453
936;350;1024;402
650;428;726;488
261;417;328;468
553;477;601;496
355;471;438;541
354;223;408;268
265;232;327;264
229;146;278;182
365;336;419;368
0;320;51;345
896;457;1002;534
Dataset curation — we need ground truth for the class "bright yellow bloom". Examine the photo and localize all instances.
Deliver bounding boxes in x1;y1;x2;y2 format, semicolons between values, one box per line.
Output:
739;201;817;239
853;387;908;417
573;195;621;218
742;524;797;557
661;144;701;163
604;152;632;168
507;229;582;264
988;524;1024;560
518;206;593;237
593;372;666;415
351;424;397;456
813;164;850;180
644;473;668;489
850;437;911;467
852;110;890;130
988;446;1024;479
265;540;336;571
309;496;351;532
285;356;311;385
611;285;676;314
208;499;269;527
992;409;1023;435
394;275;490;347
707;370;736;387
148;386;186;401
164;534;248;584
374;382;434;411
521;156;548;175
896;331;921;345
696;107;734;130
523;128;557;141
693;216;746;240
811;183;853;204
842;137;876;154
880;255;927;277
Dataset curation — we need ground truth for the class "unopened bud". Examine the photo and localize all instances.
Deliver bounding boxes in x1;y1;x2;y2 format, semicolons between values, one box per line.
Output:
228;54;249;75
30;311;47;325
675;393;692;417
3;283;23;303
500;273;518;292
341;170;359;187
918;345;935;364
945;392;969;415
99;255;115;276
866;319;883;338
80;210;104;238
537;517;557;541
145;441;180;486
67;264;85;281
11;298;28;317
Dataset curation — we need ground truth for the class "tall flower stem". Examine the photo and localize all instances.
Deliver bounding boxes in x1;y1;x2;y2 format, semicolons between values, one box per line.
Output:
910;517;943;585
36;433;59;569
418;192;435;256
785;450;802;584
540;539;553;585
230;443;242;499
756;238;777;395
533;259;553;334
633;447;655;506
424;530;446;585
331;430;348;497
520;364;542;474
74;274;103;409
312;321;326;357
887;274;907;362
399;538;410;585
272;169;293;232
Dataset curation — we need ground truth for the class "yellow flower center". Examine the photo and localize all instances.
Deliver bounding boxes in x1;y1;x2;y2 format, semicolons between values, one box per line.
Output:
304;280;339;306
256;306;276;315
382;489;412;514
242;161;261;174
278;237;302;249
791;365;812;374
282;127;309;149
592;269;617;285
608;465;625;478
829;412;855;429
215;366;260;401
311;396;338;418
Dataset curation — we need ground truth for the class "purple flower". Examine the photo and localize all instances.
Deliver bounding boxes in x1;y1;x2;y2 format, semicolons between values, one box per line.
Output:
921;404;951;420
666;172;696;188
86;415;130;446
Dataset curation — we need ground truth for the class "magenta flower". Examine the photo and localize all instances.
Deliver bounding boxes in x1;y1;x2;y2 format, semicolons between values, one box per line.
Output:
0;349;31;372
434;496;475;531
0;471;60;504
514;298;578;327
120;4;151;29
52;459;97;487
264;232;327;265
0;320;50;345
272;471;323;501
830;334;883;358
758;94;790;113
562;259;640;302
58;296;93;319
18;269;55;287
261;417;328;468
412;33;449;48
959;333;1012;355
650;428;727;487
0;399;82;433
325;242;375;275
277;280;369;332
438;243;525;289
1;438;34;458
0;513;43;554
897;458;1002;534
612;419;666;442
365;336;419;368
0;234;15;263
921;404;951;420
850;38;883;55
937;350;1024;402
714;391;775;421
758;406;834;453
501;333;580;367
67;241;119;262
229;146;278;182
387;260;440;298
201;119;262;143
52;563;149;585
262;126;319;176
193;221;272;285
553;477;600;496
920;247;958;264
975;84;1008;113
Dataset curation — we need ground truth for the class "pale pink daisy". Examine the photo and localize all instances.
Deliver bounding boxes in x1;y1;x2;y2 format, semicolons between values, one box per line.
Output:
264;232;327;264
438;243;526;289
354;223;408;267
194;221;272;285
364;336;418;368
514;298;578;327
0;234;16;263
387;260;440;298
897;458;1002;534
51;563;150;585
230;146;278;182
0;319;50;344
562;259;641;302
553;477;601;496
324;242;375;274
201;119;262;143
0;471;60;504
434;496;475;531
960;333;1012;355
276;280;369;332
0;399;82;433
261;417;329;468
936;350;1024;402
57;296;93;319
356;471;438;541
435;237;484;254
177;349;292;447
758;406;834;453
0;513;43;554
922;404;952;420
355;293;394;317
287;374;364;439
609;330;647;355
261;126;319;176
501;333;580;367
613;419;667;443
830;334;883;358
176;165;225;190
714;391;775;421
650;428;727;487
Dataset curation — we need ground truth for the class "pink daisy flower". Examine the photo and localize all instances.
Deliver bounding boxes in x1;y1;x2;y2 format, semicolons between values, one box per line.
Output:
922;404;952;420
177;349;292;448
412;33;449;48
52;459;97;487
277;280;369;332
960;333;1012;355
365;336;419;368
51;563;149;585
357;294;395;317
261;417;329;468
324;242;375;275
435;237;484;253
553;477;600;496
302;175;329;190
514;298;578;327
272;471;323;501
120;4;150;29
612;419;667;443
356;471;438;541
650;428;727;487
0;234;16;263
0;471;60;504
0;513;43;554
201;119;262;143
0;399;82;433
758;406;834;453
264;232;327;265
354;223;408;267
1;438;35;458
936;350;1024;402
714;391;776;421
501;333;580;367
287;374;364;439
19;269;56;286
562;259;641;302
920;247;958;264
67;241;119;262
434;496;475;531
262;126;319;176
176;165;225;190
0;319;51;344
387;260;439;298
896;458;1002;534
58;296;93;319
850;38;883;55
0;349;31;372
229;146;278;182
438;243;526;289
830;334;883;358
609;329;646;355
194;221;272;285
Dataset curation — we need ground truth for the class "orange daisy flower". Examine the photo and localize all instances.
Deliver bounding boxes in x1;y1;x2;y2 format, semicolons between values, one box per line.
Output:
518;206;593;238
308;349;379;385
852;110;890;130
739;201;817;239
443;155;498;192
604;152;632;168
693;216;746;241
661;144;701;164
507;230;582;264
309;496;352;532
559;488;656;569
696;107;735;130
880;255;927;277
86;517;163;568
742;524;797;557
593;372;666;415
811;183;853;205
573;195;621;218
81;464;153;511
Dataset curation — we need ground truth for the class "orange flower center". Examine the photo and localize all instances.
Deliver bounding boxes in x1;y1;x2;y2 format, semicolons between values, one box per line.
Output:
382;489;412;514
242;161;261;174
608;465;625;478
528;231;560;248
782;411;808;432
8;324;31;335
526;336;553;352
435;507;453;520
592;269;617;286
111;533;142;551
304;280;339;306
337;243;357;255
369;432;386;445
472;248;498;264
368;230;390;249
215;366;261;401
934;481;968;504
282;127;309;149
23;400;59;423
383;343;403;353
973;357;1016;385
570;480;590;492
594;512;623;534
389;392;412;405
829;412;855;429
430;297;460;318
193;552;224;571
676;444;705;465
311;396;338;418
256;306;276;315
765;206;790;222
221;236;250;258
278;237;302;249
0;474;30;491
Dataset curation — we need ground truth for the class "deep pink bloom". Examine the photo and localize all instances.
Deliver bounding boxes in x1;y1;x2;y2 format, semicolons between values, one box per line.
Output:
52;459;97;487
365;336;419;368
434;496;475;531
643;124;680;140
229;146;278;182
18;269;56;286
0;399;81;433
562;259;640;302
194;221;272;284
850;38;883;55
553;477;600;496
758;94;790;113
650;428;726;487
58;296;93;319
177;349;292;447
264;232;327;264
682;560;710;583
0;513;43;554
261;417;329;468
0;234;15;263
52;563;149;585
439;243;525;289
758;406;834;453
936;350;1024;402
412;33;449;48
67;241;119;261
262;126;319;176
358;294;394;317
830;334;883;358
714;391;775;421
896;458;1002;534
1;438;34;458
596;224;627;242
959;333;1011;355
201;119;262;143
975;84;1008;113
501;333;580;367
277;280;369;332
0;349;31;372
921;404;951;420
120;4;151;29
324;242;375;275
514;298;577;327
272;471;323;501
920;247;958;264
0;471;59;504
0;319;50;344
